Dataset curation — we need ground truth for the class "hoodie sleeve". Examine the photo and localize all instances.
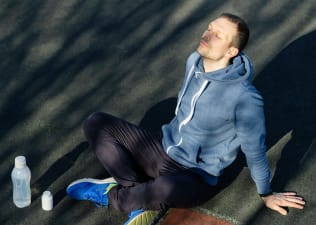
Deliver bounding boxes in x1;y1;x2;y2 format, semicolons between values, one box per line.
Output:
235;86;272;194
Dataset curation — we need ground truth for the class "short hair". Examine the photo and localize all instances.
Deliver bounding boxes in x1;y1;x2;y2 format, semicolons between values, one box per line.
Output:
220;13;250;51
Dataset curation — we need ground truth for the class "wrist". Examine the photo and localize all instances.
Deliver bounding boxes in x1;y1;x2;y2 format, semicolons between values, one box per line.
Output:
259;190;273;198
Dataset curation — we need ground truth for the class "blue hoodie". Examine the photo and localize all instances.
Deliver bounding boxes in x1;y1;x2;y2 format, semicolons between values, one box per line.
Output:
162;51;271;194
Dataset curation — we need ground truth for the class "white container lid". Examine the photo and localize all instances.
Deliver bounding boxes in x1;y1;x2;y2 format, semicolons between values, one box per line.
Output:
41;191;53;211
15;156;26;169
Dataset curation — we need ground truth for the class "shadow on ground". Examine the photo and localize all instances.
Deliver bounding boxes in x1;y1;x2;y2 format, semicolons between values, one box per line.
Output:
246;29;316;225
1;0;316;225
31;141;89;204
255;30;316;191
0;1;226;224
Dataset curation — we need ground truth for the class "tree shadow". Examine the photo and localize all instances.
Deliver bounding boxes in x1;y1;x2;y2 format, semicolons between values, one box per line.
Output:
0;1;227;223
31;141;89;203
3;1;314;225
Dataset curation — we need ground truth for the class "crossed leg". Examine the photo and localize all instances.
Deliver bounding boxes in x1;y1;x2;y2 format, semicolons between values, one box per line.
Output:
83;112;214;212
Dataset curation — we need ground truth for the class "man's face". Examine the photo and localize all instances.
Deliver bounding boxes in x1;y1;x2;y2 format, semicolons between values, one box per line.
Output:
197;17;238;61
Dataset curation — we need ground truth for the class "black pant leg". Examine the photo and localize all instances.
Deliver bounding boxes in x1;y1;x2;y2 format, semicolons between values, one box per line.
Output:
83;112;214;212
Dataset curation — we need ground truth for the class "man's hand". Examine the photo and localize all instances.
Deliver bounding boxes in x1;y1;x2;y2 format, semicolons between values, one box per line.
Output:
262;192;305;215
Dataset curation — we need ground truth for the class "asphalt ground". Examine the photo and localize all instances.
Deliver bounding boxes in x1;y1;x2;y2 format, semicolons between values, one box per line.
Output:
1;0;316;224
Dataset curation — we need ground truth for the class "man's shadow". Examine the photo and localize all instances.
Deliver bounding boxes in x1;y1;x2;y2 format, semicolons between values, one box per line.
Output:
254;30;316;191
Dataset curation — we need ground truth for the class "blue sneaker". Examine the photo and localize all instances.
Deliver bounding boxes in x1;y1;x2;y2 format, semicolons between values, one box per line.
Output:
66;177;117;207
124;209;158;225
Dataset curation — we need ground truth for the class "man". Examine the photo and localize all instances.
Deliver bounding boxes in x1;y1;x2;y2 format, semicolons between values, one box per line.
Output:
67;13;305;224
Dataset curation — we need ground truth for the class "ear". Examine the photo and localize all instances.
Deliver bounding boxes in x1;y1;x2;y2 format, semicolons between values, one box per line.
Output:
226;47;239;58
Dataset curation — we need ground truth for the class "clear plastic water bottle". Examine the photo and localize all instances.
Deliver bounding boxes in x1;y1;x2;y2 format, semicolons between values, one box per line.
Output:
11;156;31;208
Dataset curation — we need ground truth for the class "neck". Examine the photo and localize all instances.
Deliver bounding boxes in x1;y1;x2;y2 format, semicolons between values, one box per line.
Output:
202;57;231;73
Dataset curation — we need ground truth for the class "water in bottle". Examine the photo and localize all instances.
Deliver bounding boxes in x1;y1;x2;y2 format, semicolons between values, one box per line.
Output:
11;156;31;208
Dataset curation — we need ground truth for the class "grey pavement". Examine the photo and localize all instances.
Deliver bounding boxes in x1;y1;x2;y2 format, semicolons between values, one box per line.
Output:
1;0;316;224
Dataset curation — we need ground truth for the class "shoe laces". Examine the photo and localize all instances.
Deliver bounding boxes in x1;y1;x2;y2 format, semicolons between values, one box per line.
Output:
88;182;117;208
85;187;109;208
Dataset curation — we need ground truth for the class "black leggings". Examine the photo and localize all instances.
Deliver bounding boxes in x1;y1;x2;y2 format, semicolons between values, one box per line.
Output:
83;112;215;212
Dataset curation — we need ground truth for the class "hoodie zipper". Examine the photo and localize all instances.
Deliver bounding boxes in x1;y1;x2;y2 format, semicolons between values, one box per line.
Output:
167;66;209;154
178;80;209;131
175;64;195;116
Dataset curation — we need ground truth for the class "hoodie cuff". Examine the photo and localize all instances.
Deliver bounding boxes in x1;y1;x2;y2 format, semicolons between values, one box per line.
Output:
259;190;273;197
256;181;271;196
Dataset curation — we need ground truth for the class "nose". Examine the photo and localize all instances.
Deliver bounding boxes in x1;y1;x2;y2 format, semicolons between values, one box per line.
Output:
203;30;211;41
207;24;213;33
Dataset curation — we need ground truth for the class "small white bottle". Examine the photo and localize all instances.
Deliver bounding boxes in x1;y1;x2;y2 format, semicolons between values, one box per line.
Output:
41;191;53;211
11;156;31;208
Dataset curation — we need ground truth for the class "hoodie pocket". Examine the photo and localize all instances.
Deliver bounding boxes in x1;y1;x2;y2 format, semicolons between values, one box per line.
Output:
196;146;205;164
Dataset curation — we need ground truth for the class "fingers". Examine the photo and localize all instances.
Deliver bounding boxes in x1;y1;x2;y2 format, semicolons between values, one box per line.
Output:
276;206;288;216
263;192;306;215
281;199;305;210
280;191;298;196
276;193;305;212
268;202;288;215
286;196;305;207
275;192;306;208
279;192;304;198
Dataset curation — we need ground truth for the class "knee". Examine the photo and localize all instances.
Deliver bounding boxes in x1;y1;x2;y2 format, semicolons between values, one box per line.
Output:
84;112;104;130
83;112;111;142
83;112;114;131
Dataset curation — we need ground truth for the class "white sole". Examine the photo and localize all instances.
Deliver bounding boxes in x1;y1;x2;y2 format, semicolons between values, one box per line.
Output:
67;177;117;189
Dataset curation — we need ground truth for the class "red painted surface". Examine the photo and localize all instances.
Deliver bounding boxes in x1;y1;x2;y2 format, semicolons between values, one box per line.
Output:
161;208;234;225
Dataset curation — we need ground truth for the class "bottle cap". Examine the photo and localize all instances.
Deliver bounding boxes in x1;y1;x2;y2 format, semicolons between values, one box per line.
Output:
41;191;53;211
15;156;26;169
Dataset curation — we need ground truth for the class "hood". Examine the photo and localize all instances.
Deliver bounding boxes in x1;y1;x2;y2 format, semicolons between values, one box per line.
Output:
174;51;254;117
195;52;254;82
